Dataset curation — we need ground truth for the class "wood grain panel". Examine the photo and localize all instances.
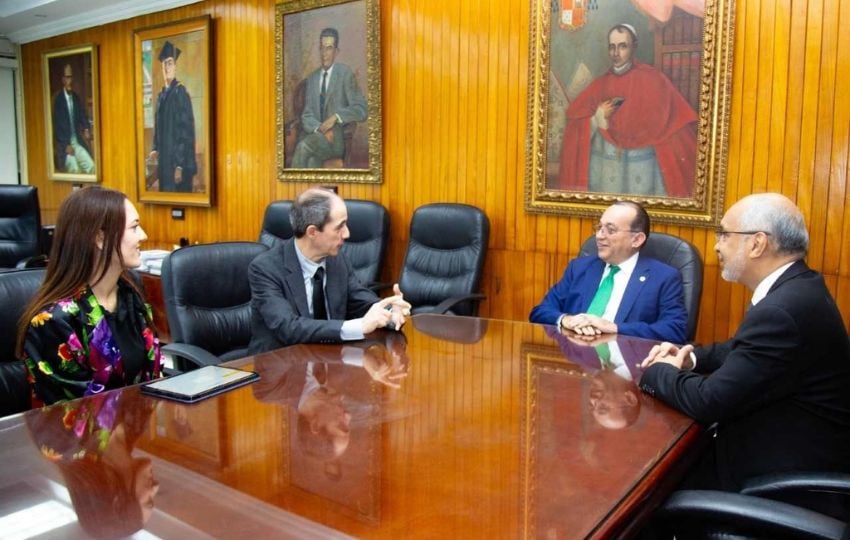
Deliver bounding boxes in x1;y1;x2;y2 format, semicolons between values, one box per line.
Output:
18;0;850;346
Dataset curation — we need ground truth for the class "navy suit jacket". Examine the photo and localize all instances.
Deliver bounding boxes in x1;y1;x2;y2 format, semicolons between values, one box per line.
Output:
529;254;687;343
640;260;850;490
248;239;379;354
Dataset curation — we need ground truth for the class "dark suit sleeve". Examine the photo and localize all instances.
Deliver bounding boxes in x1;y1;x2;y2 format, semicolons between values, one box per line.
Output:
344;257;380;319
616;267;688;342
640;305;802;424
529;260;583;325
249;255;345;346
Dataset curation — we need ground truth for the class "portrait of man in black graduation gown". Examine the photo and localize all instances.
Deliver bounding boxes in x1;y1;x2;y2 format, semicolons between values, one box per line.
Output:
148;40;197;193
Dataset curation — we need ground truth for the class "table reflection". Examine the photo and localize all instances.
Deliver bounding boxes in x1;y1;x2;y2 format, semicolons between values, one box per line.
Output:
253;330;411;523
2;317;699;539
25;391;159;537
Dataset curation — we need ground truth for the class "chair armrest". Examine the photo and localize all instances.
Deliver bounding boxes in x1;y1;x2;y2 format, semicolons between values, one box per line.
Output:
161;343;222;370
741;472;850;521
15;254;48;269
742;473;850;497
432;293;486;315
657;490;846;539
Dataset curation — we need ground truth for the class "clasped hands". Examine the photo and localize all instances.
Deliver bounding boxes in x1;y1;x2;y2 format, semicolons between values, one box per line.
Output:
640;342;695;370
363;283;411;334
561;313;618;336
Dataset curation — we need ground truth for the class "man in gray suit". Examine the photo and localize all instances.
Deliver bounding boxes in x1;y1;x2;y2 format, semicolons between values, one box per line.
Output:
291;27;368;168
248;188;409;353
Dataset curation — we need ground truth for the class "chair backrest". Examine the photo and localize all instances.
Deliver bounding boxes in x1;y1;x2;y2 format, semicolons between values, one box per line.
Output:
161;242;268;361
0;186;42;269
258;200;293;248
340;199;389;286
399;203;490;317
0;268;46;417
579;232;704;341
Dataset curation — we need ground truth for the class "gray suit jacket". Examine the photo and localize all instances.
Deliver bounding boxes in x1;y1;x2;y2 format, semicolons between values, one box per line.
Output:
248;239;378;354
300;62;367;133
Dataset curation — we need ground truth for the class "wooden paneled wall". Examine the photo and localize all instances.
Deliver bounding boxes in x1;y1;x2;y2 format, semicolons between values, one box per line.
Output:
19;0;850;344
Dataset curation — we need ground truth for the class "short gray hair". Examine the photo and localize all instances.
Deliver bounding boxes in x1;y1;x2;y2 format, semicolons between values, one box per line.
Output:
290;188;335;238
739;194;809;257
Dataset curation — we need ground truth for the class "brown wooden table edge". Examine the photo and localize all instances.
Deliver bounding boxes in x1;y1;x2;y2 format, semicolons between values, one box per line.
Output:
590;423;709;539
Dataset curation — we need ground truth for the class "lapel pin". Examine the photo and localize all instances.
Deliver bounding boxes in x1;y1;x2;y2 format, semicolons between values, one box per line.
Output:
639;276;647;282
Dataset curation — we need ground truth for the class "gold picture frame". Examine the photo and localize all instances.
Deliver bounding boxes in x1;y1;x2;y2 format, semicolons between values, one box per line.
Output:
525;0;736;226
133;16;213;206
275;0;382;184
42;44;100;183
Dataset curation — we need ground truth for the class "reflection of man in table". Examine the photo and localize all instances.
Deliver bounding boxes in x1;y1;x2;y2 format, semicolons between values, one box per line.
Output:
557;24;698;197
52;63;95;174
149;40;197;192
291;27;368;168
547;328;648;429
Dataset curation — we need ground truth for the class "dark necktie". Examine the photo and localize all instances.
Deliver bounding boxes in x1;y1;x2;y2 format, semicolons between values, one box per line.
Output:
587;265;620;316
312;267;328;320
320;70;328;116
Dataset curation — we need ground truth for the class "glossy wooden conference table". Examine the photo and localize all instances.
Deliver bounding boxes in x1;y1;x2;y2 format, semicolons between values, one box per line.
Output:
0;315;701;539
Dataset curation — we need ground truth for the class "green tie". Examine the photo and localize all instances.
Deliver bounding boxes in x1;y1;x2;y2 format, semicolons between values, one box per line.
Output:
586;265;620;316
595;343;612;367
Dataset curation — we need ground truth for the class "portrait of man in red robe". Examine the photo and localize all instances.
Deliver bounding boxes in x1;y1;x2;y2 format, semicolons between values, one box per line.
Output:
554;23;698;198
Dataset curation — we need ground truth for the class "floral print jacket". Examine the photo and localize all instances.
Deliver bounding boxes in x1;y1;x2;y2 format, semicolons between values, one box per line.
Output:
23;280;162;406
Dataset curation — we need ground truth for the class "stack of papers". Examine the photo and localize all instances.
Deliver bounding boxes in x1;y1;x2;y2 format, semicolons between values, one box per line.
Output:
139;250;171;275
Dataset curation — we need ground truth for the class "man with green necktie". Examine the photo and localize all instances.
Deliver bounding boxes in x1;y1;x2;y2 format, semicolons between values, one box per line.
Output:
529;201;687;342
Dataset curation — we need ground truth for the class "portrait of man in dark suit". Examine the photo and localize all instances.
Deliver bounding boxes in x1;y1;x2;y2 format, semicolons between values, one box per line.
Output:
44;48;99;180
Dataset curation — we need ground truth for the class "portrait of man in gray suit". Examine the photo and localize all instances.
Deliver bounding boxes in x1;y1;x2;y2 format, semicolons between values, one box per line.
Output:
290;27;368;169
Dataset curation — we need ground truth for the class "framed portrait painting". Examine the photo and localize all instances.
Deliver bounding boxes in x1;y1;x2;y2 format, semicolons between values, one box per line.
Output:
275;0;382;184
134;16;213;206
42;44;100;183
525;0;736;226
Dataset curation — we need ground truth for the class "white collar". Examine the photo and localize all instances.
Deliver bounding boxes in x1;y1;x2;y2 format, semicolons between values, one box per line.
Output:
294;241;324;280
751;261;795;305
612;61;633;75
607;251;639;275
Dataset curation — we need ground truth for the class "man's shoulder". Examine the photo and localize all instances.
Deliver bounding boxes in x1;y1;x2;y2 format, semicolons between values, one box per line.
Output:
568;254;603;269
251;240;291;269
632;255;683;285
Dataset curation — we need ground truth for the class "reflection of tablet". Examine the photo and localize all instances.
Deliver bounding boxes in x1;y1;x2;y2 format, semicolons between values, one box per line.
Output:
140;366;260;403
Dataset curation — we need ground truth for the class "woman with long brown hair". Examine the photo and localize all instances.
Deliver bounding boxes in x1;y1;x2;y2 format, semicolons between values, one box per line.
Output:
17;186;162;405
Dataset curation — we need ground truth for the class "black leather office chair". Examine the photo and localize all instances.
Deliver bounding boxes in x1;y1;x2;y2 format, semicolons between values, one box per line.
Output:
340;199;389;288
653;473;850;539
160;242;268;370
579;232;703;341
258;200;293;248
0;186;44;270
398;203;489;316
0;268;45;417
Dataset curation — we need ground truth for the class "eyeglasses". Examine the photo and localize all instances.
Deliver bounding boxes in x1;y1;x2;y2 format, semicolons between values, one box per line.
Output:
714;228;772;241
594;224;640;236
